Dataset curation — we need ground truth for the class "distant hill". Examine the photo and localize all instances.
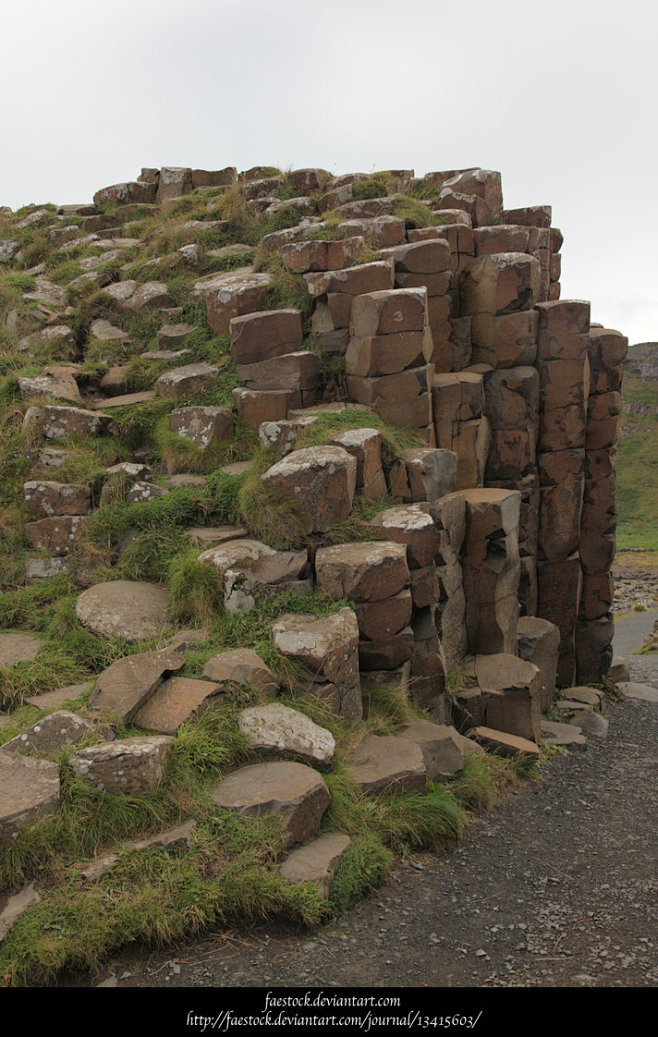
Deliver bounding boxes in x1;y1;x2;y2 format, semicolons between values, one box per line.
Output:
617;343;658;549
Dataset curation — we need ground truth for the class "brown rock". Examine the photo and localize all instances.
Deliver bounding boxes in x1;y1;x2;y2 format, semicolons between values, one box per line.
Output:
200;269;274;335
346;734;426;794
134;676;223;734
358;625;415;671
202;648;280;695
369;505;440;568
0;751;60;851
211;760;330;848
260;446;356;533
279;832;351;898
304;260;394;299
516;616;560;711
76;581;170;642
350;288;428;337
237;351;320;393
170;405;233;447
315;542;409;602
2;711;95;757
0;632;43;667
89;648;185;720
461;253;541;316
466;726;540;758
25;515;90;555
71;736;173;794
229;309;303;365
398;721;464;779
232;387;302;429
23;480;91;518
238;703;335;768
475;653;541;742
155;363;220;399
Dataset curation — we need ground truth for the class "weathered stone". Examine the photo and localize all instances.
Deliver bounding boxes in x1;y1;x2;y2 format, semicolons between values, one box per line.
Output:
155;363;220;399
0;883;41;944
2;711;95;757
200;269;274;335
260;446;356;533
617;682;658;704
186;525;246;548
607;656;630;684
328;428;385;495
398;721;464;779
211;761;330;848
232;387;302;429
17;325;76;358
25;515;90;555
281;236;364;273
279;832;351;898
346;734;426;794
345;330;432;377
350;288;428;337
461;489;521;656
359;625;415;671
272;610;361;722
369;505;440;569
536;553;582;688
202;648;280;695
466;726;540;758
354;589;413;640
170;405;233;447
0;632;43;667
315;541;409;602
23;480;91;518
404;448;457;503
461;254;541;316
93;180;157;206
125;481;169;504
565;710;609;739
156;166;192;204
19;367;82;405
471;310;538;368
134;677;223;735
305;260;394;299
474;654;541;742
76;581;170;642
516;616;560;711
540;720;587;749
71;736;173;794
536;300;590;361
340;215;406;247
229;309;304;365
223;550;311;614
239;703;335;768
89;648;185;720
237;351;320;392
40;405;117;441
0;751;60;851
25;684;89;710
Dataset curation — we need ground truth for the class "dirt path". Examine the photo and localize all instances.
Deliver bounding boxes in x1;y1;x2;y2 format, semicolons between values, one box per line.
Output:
86;614;658;993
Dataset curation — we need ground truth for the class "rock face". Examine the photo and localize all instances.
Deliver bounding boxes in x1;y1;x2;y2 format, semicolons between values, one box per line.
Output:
211;761;331;848
2;711;95;757
75;581;171;642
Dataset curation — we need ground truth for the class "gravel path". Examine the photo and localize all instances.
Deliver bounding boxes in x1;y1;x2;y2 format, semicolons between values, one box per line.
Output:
91;614;658;991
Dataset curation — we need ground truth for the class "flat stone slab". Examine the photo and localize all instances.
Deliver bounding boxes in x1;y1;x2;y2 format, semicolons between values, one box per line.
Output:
2;710;95;757
607;656;630;684
0;750;60;850
0;632;43;667
238;703;335;768
94;391;156;409
561;686;604;709
398;721;464;779
25;683;90;710
346;734;426;794
211;761;330;848
466;726;540;758
0;884;41;945
279;832;351;898
90;648;185;721
71;736;174;794
76;581;170;642
186;526;247;548
201;648;280;696
566;711;609;739
616;682;658;704
540;720;587;750
133;676;223;735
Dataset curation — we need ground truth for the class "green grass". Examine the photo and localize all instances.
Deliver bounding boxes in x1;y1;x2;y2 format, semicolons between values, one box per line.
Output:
617;374;658;549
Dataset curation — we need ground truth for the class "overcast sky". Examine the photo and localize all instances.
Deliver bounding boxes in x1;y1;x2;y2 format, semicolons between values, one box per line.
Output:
1;0;656;345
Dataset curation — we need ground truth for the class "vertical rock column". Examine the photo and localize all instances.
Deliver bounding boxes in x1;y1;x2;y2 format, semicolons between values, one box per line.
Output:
346;287;435;445
483;366;540;616
460;488;521;657
534;300;590;687
576;326;628;682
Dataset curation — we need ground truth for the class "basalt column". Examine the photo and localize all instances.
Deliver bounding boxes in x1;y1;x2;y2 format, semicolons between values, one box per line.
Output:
534;300;590;687
576;326;628;682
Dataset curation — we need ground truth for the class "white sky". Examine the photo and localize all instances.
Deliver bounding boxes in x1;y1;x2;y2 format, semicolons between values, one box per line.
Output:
1;0;656;345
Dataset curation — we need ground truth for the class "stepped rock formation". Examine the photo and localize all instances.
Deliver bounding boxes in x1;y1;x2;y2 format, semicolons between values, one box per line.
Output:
0;163;628;943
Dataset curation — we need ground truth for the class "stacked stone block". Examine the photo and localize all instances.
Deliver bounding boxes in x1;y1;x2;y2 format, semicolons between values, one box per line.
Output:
346;287;435;444
432;371;490;490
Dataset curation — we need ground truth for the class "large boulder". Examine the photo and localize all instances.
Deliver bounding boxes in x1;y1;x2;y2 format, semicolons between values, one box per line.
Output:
260;446;357;533
71;737;174;794
211;761;330;848
76;581;171;642
238;703;335;768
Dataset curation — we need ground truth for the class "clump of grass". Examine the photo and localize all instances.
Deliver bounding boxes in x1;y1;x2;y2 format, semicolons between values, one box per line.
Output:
168;548;224;626
450;749;536;814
